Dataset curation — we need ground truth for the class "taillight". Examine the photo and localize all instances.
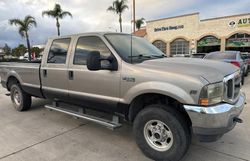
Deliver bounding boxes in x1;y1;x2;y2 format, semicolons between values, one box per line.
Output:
230;61;240;67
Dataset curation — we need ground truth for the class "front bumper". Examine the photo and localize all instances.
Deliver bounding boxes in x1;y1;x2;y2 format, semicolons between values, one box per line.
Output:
184;92;246;142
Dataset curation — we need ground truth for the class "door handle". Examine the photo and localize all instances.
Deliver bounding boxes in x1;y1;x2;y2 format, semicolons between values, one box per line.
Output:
68;71;74;80
43;69;47;77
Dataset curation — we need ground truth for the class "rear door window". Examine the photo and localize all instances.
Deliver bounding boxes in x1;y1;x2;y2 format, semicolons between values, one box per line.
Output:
47;38;71;64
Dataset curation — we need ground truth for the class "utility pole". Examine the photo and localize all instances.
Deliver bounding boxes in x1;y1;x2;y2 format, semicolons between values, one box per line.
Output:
133;0;136;33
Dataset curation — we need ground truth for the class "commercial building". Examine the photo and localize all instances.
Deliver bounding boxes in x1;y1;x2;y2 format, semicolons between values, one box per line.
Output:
141;12;250;56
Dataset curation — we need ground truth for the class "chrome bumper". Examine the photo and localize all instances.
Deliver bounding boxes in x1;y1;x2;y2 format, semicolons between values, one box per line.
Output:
184;92;246;141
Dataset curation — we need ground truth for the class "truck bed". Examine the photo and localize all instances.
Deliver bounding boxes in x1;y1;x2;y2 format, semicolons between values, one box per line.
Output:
0;62;43;97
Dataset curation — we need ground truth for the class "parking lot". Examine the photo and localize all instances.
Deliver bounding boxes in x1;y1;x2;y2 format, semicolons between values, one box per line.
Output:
0;78;249;161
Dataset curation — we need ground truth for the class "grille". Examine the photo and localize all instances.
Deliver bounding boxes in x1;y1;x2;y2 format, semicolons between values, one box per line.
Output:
224;71;241;103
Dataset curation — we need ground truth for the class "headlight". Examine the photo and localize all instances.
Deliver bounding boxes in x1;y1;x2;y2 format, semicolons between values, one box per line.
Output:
199;82;224;106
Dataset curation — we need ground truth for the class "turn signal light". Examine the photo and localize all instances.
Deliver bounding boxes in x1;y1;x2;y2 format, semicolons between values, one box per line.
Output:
199;98;209;106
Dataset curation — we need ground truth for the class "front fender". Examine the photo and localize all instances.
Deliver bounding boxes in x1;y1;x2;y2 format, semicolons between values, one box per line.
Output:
121;81;195;105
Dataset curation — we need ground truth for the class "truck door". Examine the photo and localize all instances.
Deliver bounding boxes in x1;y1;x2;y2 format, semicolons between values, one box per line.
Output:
41;37;72;100
68;35;120;109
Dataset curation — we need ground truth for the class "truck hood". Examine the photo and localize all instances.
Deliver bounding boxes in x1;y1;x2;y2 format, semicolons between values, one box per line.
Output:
137;58;239;83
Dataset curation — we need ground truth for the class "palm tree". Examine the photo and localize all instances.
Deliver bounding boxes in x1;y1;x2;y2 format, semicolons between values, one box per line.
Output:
9;15;37;61
107;0;129;33
42;4;72;36
135;18;145;30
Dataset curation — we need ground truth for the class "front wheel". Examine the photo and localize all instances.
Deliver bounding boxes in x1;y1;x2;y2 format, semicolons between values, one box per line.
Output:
10;84;31;111
245;68;249;76
133;104;191;161
242;73;245;85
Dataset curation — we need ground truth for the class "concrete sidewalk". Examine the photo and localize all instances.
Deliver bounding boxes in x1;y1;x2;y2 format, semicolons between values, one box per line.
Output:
0;78;249;161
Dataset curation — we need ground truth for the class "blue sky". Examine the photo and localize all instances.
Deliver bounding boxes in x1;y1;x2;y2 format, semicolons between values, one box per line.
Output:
0;0;249;48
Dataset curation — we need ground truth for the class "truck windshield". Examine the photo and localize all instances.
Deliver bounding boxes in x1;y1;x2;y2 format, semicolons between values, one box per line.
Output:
105;34;166;63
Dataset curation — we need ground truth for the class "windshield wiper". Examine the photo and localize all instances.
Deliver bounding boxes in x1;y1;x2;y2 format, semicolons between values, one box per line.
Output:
151;54;167;58
128;54;152;59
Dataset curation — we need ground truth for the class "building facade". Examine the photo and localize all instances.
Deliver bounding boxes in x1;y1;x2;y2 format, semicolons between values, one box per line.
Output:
145;13;250;56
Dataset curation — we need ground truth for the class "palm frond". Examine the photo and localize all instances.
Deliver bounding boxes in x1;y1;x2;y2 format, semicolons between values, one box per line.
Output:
59;11;72;19
27;20;37;30
54;3;62;13
42;10;57;17
9;19;24;26
120;0;127;7
120;5;129;13
107;6;116;12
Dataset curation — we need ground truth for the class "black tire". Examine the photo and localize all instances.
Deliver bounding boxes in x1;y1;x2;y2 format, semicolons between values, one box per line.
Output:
133;104;191;161
10;84;31;111
241;74;245;85
245;69;249;77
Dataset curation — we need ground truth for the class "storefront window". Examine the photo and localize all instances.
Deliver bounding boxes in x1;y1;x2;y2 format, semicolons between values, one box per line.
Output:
152;40;166;54
197;36;221;53
170;38;189;56
226;33;250;53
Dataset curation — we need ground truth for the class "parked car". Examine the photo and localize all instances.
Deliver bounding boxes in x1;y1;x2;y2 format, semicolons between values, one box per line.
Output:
241;53;250;76
191;53;207;59
204;51;246;85
0;33;246;161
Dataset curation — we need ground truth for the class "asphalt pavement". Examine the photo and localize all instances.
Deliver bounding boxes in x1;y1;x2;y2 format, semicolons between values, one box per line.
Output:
0;78;249;161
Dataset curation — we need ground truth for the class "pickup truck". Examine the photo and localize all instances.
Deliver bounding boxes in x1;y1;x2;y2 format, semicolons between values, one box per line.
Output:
0;33;246;161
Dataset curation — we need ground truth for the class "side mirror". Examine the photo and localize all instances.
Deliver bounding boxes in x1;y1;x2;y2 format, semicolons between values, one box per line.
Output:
87;51;118;71
87;51;101;71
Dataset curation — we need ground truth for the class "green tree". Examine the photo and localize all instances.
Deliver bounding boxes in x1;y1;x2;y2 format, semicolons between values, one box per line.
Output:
31;47;44;57
42;4;73;36
107;0;129;32
3;43;11;56
12;44;27;57
135;18;145;30
9;15;37;61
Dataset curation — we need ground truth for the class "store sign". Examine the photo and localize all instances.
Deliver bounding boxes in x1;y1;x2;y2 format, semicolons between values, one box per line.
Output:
228;17;250;28
226;38;250;47
198;37;221;47
154;25;184;32
238;18;250;27
228;21;237;28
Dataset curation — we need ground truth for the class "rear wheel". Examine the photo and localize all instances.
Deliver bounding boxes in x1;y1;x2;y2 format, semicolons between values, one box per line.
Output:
10;84;31;111
133;104;191;161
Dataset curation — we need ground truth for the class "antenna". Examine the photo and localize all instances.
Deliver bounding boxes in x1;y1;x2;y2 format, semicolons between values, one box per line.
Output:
130;0;135;63
133;0;136;33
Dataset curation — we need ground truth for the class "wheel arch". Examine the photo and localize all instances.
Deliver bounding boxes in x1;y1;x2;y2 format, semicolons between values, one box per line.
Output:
6;75;21;91
127;93;192;127
122;82;195;105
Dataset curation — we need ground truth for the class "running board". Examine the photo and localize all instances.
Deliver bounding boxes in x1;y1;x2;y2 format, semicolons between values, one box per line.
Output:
45;104;122;130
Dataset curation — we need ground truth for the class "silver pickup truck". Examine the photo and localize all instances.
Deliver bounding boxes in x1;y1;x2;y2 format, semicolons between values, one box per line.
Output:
0;33;246;161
